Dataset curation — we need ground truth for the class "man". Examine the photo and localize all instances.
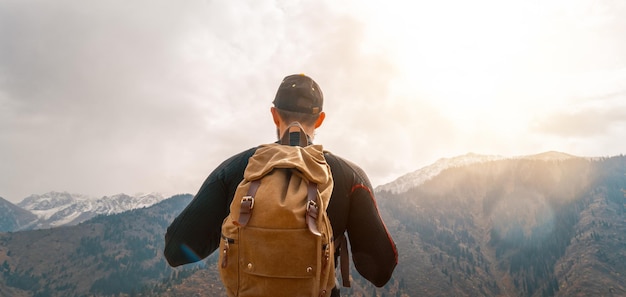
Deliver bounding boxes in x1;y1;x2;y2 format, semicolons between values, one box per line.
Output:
164;74;398;296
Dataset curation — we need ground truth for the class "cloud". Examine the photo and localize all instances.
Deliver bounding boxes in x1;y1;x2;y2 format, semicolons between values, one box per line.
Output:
0;0;404;201
0;0;219;199
532;105;626;138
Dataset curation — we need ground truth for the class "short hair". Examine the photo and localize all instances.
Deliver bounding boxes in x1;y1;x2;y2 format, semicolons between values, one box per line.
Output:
275;108;320;127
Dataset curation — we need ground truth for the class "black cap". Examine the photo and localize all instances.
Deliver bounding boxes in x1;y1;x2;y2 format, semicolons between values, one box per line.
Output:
273;74;323;114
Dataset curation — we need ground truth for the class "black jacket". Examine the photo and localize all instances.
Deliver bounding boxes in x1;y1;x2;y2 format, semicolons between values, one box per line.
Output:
164;143;398;287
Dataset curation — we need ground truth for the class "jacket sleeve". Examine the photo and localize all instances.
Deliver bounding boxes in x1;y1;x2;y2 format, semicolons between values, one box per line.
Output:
163;149;254;267
331;156;398;287
347;180;398;287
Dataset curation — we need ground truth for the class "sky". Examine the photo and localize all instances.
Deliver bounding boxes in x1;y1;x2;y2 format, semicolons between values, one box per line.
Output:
1;0;626;203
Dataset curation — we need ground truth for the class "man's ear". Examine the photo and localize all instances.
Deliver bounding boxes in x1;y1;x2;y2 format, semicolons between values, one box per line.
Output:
271;107;281;126
314;112;326;129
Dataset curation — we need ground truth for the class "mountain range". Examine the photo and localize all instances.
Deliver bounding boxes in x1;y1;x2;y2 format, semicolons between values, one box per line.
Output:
0;152;517;232
1;151;577;233
0;151;625;297
0;192;166;231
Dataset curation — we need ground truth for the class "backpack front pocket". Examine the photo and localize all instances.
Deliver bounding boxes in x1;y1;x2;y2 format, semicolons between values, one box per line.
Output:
238;226;321;297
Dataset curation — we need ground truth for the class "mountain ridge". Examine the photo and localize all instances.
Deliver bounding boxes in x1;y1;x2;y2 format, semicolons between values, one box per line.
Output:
375;151;580;195
376;152;507;194
1;191;170;231
0;197;38;232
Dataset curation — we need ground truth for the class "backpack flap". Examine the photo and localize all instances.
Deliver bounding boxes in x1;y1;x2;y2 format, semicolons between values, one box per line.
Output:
245;143;331;189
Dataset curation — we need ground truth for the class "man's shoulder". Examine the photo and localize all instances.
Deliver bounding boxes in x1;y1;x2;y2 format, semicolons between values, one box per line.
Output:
324;151;368;179
234;146;259;159
323;150;375;195
215;147;258;172
324;151;359;169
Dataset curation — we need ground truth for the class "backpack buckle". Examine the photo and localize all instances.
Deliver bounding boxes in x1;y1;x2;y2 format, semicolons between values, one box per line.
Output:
306;199;321;236
237;196;255;227
242;196;255;209
306;199;317;212
238;181;260;227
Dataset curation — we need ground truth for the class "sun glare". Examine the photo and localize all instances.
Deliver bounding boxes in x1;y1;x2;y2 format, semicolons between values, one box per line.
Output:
359;0;555;130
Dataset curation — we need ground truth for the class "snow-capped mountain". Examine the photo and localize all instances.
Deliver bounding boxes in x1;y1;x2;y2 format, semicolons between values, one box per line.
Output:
376;151;579;195
376;153;507;194
16;191;167;229
519;151;577;161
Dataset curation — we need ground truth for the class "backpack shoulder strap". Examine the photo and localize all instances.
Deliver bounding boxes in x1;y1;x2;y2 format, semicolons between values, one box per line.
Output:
280;122;309;147
237;180;260;227
337;233;351;287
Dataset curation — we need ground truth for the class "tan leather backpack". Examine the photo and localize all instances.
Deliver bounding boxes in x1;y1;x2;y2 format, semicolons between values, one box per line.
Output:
219;124;335;297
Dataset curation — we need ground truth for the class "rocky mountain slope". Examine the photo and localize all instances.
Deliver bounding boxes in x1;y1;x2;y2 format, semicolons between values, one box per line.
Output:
375;154;625;296
0;194;193;297
0;197;38;232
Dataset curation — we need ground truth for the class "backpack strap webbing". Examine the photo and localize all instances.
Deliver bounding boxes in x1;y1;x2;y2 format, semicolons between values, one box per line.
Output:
280;122;309;147
237;180;261;227
337;233;351;287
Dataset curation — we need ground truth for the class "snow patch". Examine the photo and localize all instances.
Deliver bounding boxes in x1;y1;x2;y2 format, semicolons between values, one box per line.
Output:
16;191;167;229
375;151;578;195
